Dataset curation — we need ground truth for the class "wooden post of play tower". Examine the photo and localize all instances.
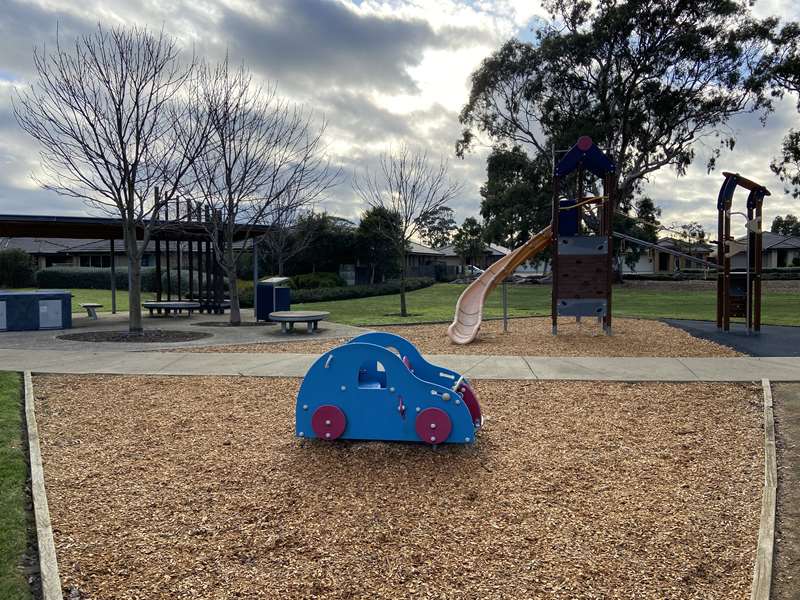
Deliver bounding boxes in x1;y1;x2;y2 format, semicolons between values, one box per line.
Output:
716;172;769;333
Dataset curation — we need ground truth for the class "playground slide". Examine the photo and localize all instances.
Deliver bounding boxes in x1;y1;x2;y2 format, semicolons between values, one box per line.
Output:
447;225;552;345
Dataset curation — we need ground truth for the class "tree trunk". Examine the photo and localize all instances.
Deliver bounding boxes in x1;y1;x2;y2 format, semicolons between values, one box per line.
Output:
399;248;407;317
125;223;144;334
225;246;241;326
277;257;285;276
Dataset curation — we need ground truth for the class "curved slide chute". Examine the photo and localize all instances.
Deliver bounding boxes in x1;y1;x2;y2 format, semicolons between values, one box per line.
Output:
447;225;552;345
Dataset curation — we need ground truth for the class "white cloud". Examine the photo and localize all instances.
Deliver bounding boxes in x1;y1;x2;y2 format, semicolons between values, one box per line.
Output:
0;0;799;241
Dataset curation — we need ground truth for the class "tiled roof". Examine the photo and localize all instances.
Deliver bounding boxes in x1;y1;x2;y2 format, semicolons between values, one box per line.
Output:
0;237;182;254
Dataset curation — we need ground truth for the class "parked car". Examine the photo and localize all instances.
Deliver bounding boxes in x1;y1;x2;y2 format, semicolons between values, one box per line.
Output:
464;265;484;276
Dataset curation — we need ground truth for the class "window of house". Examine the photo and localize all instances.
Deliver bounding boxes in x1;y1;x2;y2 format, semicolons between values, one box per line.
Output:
777;249;788;268
79;256;91;268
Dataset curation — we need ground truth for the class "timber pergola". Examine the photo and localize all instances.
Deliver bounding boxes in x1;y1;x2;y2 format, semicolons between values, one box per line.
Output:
0;213;268;315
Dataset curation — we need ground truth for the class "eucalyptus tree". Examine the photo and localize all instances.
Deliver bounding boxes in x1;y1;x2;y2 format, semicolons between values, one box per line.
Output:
457;0;789;204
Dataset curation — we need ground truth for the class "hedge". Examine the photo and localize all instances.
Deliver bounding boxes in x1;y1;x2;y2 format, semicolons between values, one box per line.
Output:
291;277;435;303
0;249;35;287
624;266;800;281
235;276;436;307
289;272;346;289
34;267;212;292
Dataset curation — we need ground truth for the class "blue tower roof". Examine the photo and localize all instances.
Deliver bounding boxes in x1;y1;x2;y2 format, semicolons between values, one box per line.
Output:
555;136;615;178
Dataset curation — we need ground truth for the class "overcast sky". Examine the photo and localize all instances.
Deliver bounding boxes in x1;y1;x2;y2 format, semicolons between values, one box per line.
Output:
1;0;799;240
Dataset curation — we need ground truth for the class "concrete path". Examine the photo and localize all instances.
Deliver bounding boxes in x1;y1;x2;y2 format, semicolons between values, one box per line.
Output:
666;319;800;357
3;349;800;381
0;309;365;352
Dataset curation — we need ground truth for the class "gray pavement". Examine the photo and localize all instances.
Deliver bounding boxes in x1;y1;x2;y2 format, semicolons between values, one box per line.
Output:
0;308;365;352
3;311;799;381
665;319;800;357
2;348;799;381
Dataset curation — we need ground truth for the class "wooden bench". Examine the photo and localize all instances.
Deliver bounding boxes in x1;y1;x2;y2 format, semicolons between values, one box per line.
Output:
142;301;201;317
269;310;330;333
80;303;103;320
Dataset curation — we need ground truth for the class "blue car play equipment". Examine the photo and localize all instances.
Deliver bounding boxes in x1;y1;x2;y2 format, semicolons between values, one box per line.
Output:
295;332;482;445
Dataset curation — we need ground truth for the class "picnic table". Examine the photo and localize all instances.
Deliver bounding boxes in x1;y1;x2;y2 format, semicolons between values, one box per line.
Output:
80;303;103;320
269;310;330;333
143;301;201;317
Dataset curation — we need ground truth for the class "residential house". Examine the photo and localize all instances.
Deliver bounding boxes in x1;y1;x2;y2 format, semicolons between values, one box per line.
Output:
403;242;508;278
623;238;714;274
0;237;184;270
725;232;800;269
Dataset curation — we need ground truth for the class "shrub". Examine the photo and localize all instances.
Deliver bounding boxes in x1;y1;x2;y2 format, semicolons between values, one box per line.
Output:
289;272;346;289
237;279;254;308
0;249;35;287
36;267;131;289
292;277;435;303
35;266;207;292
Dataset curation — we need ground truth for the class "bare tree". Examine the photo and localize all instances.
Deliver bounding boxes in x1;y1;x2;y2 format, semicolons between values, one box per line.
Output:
354;146;461;316
193;59;337;325
260;203;319;277
14;25;209;334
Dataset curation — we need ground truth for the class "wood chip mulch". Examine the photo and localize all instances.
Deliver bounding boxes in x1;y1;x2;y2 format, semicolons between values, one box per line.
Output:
170;317;741;357
35;375;763;599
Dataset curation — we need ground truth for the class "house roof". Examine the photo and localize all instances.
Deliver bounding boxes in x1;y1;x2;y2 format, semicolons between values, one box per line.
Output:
407;241;444;256
437;244;507;257
0;214;268;241
656;237;713;253
710;231;800;258
0;237;183;255
760;231;800;250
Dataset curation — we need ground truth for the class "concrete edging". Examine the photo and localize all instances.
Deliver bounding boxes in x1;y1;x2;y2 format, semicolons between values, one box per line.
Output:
24;371;63;600
751;379;778;600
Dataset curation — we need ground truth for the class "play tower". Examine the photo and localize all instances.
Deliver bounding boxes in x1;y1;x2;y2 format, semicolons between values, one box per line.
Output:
716;172;770;333
551;136;616;335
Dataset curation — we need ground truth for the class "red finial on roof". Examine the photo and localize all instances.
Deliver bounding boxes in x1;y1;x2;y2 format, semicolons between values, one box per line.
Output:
577;136;593;151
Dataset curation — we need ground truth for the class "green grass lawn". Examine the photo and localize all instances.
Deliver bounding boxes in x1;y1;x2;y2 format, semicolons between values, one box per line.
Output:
0;372;31;600
295;282;800;326
12;288;155;314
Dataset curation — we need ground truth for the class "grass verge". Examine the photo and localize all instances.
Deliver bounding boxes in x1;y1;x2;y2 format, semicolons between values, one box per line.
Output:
294;282;800;326
0;372;32;600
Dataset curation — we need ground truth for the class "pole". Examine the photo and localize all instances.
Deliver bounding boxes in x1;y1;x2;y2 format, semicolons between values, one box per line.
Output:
502;280;508;333
109;238;116;314
187;200;194;302
253;238;258;290
746;229;751;335
165;202;171;301
175;198;182;301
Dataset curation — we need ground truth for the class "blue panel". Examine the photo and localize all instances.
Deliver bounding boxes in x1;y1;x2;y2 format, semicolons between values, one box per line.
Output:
558;199;580;236
0;290;72;330
256;284;292;320
6;295;38;330
717;174;738;210
255;283;274;320
558;236;608;255
746;188;765;210
556;298;607;317
275;287;291;311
